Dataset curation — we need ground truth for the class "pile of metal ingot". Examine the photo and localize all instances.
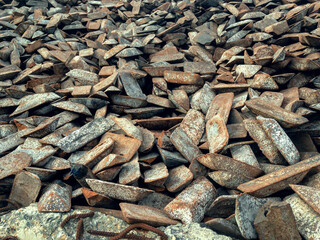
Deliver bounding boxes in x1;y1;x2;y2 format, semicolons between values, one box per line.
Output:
1;0;320;239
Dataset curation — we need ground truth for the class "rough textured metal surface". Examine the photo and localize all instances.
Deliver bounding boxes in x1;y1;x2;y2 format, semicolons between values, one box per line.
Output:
170;127;202;163
206;93;234;123
238;155;320;197
197;153;262;178
138;192;173;210
245;98;309;128
164;177;216;224
37;181;72;213
285;194;320;240
230;145;260;169
100;132;141;161
0;152;32;180
10;93;61;117
81;187;115;208
235;194;280;239
86;179;154;202
0;128;33;154
205;218;242;239
208;171;252;189
206;195;236;218
57;118;113;153
113;117;143;141
164;70;203;85
290;184;320;215
206;115;229;153
9;171;41;207
243;118;284;164
118;159;141;185
165;165;193;193
257;116;300;165
52;101;92;116
75;138;114;167
180;109;205;145
254;200;301;240
120;202;180;226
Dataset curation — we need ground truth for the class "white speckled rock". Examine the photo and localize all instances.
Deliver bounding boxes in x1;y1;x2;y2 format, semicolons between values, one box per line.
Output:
0;204;231;240
161;223;232;240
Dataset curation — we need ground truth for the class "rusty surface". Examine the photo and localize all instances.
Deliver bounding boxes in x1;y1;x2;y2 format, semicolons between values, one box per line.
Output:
86;179;154;202
285;194;320;240
9;171;41;207
205;92;234;123
290;184;320;215
245;98;309;128
243;118;285;165
165;165;193;193
100;132;141;162
257;116;300;165
170;127;202;163
81;188;115;208
206;115;229;153
164;177;216;224
238;155;320;197
120;203;180;227
0;152;32;180
57;118;114;153
254;200;301;240
164;71;203;85
180;109;205;146
1;0;320;235
235;194;280;239
144;163;169;188
37;181;72;213
197;153;262;178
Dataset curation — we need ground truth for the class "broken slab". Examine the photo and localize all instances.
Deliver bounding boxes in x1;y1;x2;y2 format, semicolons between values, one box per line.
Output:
86;179;154;202
290;184;320;215
120;203;179;227
75;137;114;168
245;98;308;128
0;152;32;180
144;162;169;188
235;194;280;239
197;153;262;178
164;177;216;224
52;101;92;116
205;92;234;123
10;92;61;117
238;155;320;197
165;165;193;193
164;71;203;85
285;194;320;240
82;187;115;208
206;115;229;153
254;200;301;240
257;116;300;165
37;181;72;213
180;109;205;145
9;171;41;207
170;127;202;163
57;117;113;153
243;118;284;164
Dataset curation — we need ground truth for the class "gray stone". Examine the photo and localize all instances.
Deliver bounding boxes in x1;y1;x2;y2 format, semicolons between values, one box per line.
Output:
161;223;232;240
0;204;231;240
